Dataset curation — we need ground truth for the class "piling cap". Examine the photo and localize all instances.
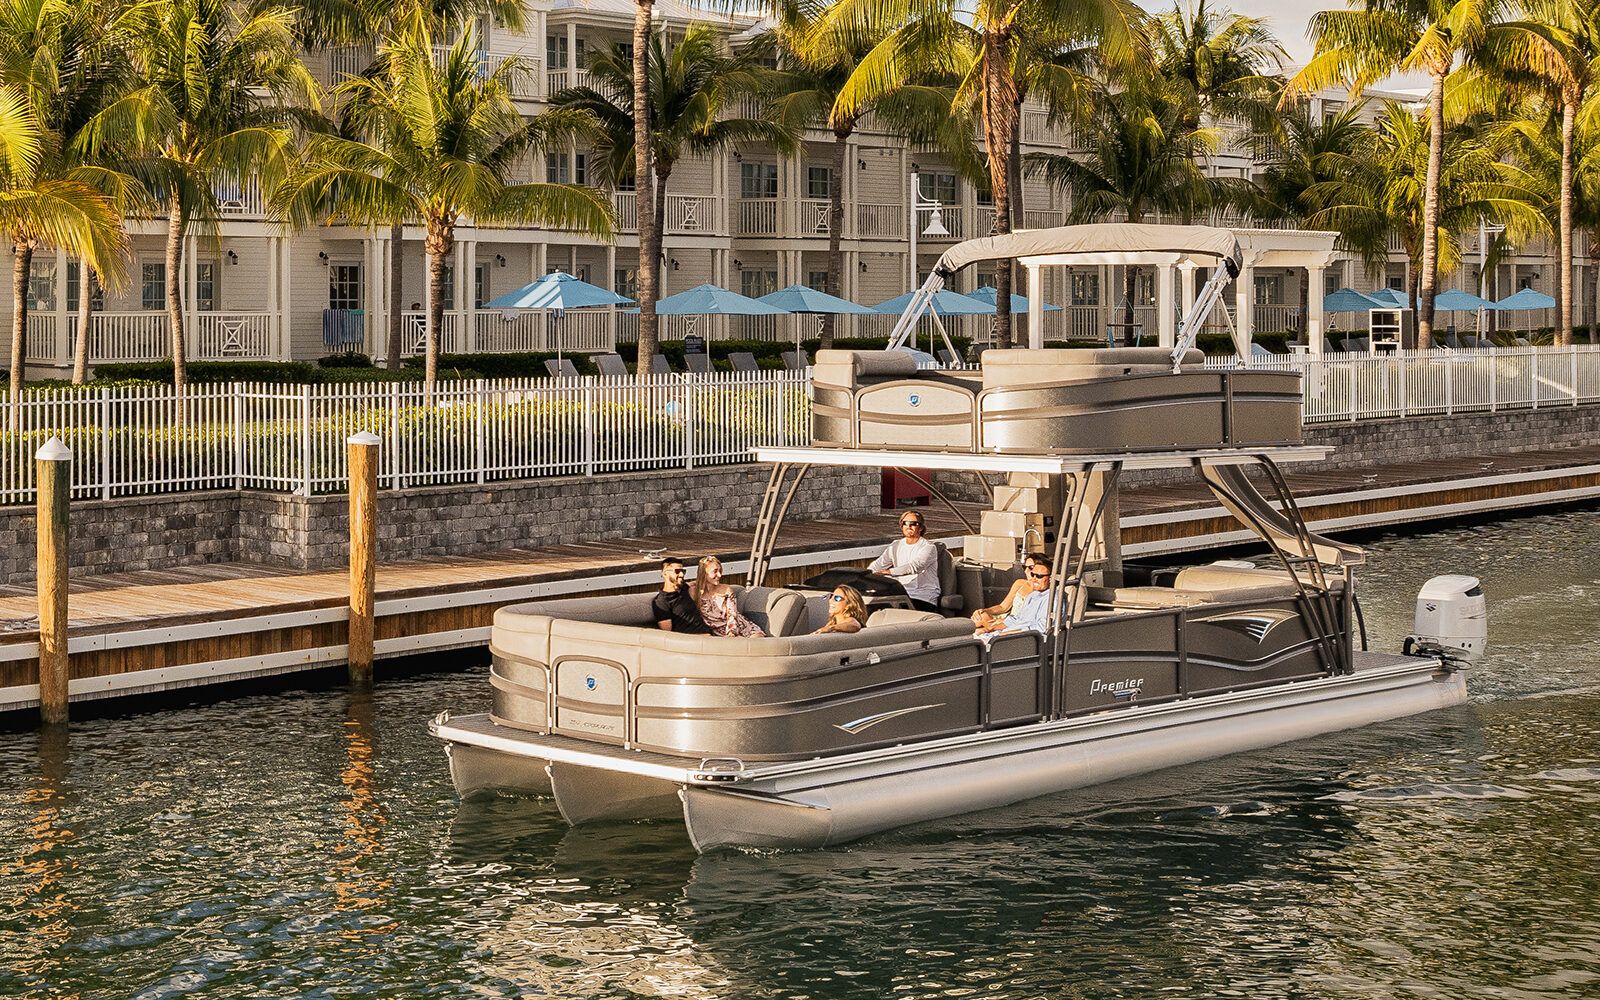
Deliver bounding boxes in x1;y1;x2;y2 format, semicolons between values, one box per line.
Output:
35;438;71;462
347;431;381;446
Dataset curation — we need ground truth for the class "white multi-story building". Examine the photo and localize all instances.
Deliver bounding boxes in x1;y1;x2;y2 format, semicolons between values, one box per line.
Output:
4;4;1588;376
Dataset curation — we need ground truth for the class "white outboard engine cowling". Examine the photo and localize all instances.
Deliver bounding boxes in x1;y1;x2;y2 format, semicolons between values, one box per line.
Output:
1403;574;1487;665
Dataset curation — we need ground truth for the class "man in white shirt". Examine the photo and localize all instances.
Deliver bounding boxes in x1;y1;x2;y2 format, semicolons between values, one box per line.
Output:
870;510;941;612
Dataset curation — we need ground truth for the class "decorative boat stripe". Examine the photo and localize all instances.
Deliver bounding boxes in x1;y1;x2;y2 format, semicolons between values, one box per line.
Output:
836;703;944;734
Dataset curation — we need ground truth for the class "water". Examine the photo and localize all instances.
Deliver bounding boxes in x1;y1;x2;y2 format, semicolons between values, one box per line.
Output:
3;509;1599;999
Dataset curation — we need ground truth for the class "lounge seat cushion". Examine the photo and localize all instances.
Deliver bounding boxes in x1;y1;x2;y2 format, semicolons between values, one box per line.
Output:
980;347;1204;390
866;608;945;626
815;349;920;378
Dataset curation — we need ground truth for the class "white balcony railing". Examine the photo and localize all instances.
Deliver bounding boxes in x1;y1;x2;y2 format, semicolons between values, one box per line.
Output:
856;203;905;239
737;199;781;236
916;205;962;240
664;195;716;234
473;310;614;353
400;310;467;356
799;198;831;235
25;314;57;363
195;312;275;360
1022;210;1063;229
613;192;638;233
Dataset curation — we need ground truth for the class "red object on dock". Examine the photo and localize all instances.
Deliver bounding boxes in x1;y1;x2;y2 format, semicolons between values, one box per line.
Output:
882;468;932;509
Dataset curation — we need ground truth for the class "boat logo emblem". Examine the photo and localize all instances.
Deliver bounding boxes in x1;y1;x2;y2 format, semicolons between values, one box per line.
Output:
908;393;920;407
585;676;596;690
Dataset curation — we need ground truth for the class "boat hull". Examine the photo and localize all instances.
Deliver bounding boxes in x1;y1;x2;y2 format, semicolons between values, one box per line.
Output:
434;653;1466;852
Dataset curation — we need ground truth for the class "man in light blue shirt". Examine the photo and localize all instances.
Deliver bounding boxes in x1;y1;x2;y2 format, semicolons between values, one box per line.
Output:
975;554;1052;636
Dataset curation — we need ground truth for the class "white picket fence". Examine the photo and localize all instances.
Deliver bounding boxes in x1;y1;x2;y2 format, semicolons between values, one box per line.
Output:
5;348;1600;505
0;372;810;505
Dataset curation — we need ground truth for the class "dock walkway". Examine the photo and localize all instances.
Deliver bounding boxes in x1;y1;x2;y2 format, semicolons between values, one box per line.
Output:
3;444;1599;712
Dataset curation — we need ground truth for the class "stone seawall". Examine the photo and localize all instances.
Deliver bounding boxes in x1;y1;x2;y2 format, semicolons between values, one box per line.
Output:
0;464;880;585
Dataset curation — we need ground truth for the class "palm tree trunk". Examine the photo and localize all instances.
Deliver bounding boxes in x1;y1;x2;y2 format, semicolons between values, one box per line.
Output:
822;122;852;349
1416;70;1445;348
73;263;94;385
387;223;403;369
981;31;1017;350
8;241;31;419
165;191;189;394
1558;96;1576;347
424;219;452;387
1123;263;1138;347
633;1;658;377
653;165;669;319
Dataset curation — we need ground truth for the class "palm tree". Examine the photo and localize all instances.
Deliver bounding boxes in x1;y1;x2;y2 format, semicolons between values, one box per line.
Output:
1029;82;1241;345
827;0;1144;347
1;0;129;408
1465;0;1600;344
281;23;613;386
552;24;792;366
1147;0;1287;134
1289;0;1496;346
89;0;316;394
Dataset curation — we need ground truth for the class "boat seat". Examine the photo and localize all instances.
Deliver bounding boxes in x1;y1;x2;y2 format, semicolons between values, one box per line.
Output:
980;348;1205;389
1089;581;1303;610
1173;564;1331;591
496;586;807;639
866;608;944;626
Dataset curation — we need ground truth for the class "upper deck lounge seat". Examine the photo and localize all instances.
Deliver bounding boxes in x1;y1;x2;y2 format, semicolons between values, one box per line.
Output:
596;353;629;377
729;351;760;372
979;347;1205;389
685;352;712;373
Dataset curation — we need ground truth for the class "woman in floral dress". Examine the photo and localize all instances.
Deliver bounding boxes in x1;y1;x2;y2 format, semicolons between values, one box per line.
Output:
692;556;766;637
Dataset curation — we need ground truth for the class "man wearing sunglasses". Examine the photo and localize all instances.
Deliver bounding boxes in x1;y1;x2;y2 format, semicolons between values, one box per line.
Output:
652;557;710;633
974;554;1053;636
869;510;941;613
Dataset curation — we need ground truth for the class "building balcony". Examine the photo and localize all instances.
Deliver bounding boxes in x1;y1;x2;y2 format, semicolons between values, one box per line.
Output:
25;311;281;365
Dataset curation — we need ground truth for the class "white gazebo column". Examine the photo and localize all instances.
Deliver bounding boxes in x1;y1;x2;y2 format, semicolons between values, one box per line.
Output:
1234;257;1255;355
1156;263;1176;347
462;238;478;353
565;22;577;90
1307;262;1327;354
1026;261;1044;349
1179;260;1197;319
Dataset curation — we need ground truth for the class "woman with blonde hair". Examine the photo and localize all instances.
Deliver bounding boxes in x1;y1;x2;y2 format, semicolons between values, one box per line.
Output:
692;556;765;637
814;584;868;634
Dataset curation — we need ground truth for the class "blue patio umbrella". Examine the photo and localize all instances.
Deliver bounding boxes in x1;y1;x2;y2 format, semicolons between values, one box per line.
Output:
1365;287;1413;308
755;284;875;315
649;283;790;316
869;289;996;316
1323;288;1386;312
1495;287;1557;310
483;270;632;311
968;286;1063;312
1432;289;1495;311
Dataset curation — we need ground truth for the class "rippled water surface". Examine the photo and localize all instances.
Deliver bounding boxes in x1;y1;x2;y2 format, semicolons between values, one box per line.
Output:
3;509;1600;998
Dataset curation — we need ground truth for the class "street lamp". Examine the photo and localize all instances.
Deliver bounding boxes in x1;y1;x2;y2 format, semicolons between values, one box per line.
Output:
908;171;950;291
1478;218;1505;338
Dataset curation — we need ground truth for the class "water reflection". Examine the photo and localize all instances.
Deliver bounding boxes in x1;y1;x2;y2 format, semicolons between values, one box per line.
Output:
329;690;394;941
0;726;80;999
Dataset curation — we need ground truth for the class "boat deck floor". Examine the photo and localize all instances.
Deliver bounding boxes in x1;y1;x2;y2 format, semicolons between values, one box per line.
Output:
1;444;1596;640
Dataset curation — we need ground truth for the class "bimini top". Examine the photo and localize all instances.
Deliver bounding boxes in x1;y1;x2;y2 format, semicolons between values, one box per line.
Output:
934;223;1244;279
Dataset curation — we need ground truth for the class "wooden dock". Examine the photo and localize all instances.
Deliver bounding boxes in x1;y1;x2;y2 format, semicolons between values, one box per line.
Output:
4;444;1599;715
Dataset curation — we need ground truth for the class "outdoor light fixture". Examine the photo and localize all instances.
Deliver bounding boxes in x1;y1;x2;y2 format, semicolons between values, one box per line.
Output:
733;259;743;269
858;158;867;170
908;171;949;288
226;250;238;264
317;251;329;265
733;152;742;162
495;254;506;267
859;261;868;273
670;258;680;270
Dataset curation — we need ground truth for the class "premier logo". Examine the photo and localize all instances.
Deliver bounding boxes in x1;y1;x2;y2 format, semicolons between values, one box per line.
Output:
1089;676;1144;698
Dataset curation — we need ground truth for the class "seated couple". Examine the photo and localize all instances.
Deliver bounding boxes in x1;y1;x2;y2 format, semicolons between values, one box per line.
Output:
970;553;1053;637
653;556;767;637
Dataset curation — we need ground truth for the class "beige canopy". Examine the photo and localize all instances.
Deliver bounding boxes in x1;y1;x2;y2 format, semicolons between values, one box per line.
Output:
934;223;1244;278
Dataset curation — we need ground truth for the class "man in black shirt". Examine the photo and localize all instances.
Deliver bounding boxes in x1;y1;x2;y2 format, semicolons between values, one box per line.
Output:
651;557;710;633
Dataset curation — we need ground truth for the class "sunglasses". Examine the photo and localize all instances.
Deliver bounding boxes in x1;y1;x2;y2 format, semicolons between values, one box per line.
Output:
668;568;685;575
901;519;923;528
1027;571;1049;579
830;593;845;602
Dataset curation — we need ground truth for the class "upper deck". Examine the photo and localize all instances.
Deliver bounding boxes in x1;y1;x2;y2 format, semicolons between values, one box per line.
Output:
809;349;1306;457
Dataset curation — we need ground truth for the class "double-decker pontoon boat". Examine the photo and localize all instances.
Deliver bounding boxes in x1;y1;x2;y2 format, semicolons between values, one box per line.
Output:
431;225;1485;852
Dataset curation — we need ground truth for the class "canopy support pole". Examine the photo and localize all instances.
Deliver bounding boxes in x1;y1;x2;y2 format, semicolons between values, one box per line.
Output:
887;272;945;351
1170;258;1240;369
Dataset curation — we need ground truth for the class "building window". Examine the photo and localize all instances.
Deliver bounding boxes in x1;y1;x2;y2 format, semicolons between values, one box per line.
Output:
547;153;569;184
1519;274;1536;290
27;260;56;310
807;166;831;199
65;262;106;310
474;264;489;309
616;42;633;63
614;267;637;299
739;268;779;298
141;261;165;310
575;153;587;186
1387;274;1405;291
918;172;957;204
974;270;995;291
740;162;778;199
806;268;830;291
1324;272;1341;299
438;265;454;308
546;35;567;69
975;187;994;207
617;172;635;192
1071;272;1099;306
195;261;218;312
1254;274;1283;306
329;263;362;310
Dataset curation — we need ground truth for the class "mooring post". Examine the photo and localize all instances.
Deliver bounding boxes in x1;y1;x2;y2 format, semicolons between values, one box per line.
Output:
347;431;380;684
35;438;71;725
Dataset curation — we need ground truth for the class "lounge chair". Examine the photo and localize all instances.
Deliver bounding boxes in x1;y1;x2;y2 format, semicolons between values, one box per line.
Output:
782;350;810;371
1340;337;1363;353
595;353;629;378
729;351;760;372
936;349;961;366
543;358;580;378
1249;342;1274;356
1514;336;1532;347
685;352;712;373
649;354;672;375
1463;335;1481;348
1322;337;1339;355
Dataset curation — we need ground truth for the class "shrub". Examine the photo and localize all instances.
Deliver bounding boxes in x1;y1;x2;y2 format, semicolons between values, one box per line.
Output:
400;352;598;378
92;360;321;384
318;353;376;369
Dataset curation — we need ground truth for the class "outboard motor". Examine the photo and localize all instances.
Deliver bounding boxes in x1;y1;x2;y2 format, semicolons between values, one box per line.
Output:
1403;575;1487;666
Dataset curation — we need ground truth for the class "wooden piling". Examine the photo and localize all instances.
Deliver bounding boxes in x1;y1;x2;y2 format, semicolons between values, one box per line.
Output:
347;431;380;684
35;438;71;725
